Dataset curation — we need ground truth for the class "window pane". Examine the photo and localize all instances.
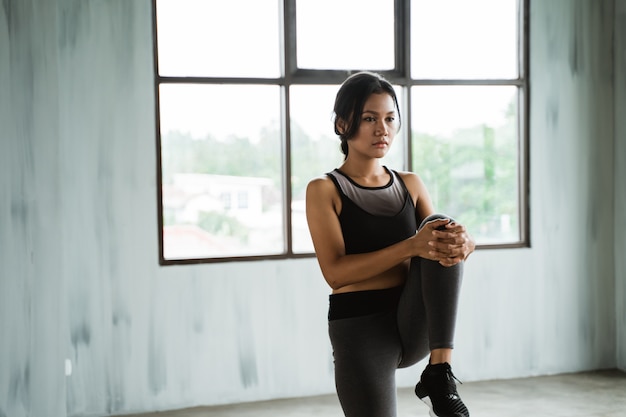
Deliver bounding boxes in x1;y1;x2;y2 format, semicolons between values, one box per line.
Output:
156;0;281;77
411;0;518;79
411;86;519;244
159;84;284;259
296;0;395;70
290;85;343;253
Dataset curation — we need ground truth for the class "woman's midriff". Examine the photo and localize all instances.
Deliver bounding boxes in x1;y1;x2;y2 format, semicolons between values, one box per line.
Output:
331;260;410;294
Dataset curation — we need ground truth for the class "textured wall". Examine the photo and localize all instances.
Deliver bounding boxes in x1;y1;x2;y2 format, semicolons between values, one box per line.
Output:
616;0;626;371
0;1;621;417
0;1;66;417
524;0;616;373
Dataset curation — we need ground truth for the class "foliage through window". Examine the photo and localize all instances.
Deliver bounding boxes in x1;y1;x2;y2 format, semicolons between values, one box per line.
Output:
153;0;528;263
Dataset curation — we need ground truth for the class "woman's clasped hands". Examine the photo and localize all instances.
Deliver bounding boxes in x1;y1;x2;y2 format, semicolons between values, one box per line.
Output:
413;218;475;267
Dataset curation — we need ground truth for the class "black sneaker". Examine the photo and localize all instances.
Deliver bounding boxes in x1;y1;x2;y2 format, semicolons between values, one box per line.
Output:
414;362;470;417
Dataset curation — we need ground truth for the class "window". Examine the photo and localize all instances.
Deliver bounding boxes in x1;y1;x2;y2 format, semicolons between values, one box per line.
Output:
153;0;528;264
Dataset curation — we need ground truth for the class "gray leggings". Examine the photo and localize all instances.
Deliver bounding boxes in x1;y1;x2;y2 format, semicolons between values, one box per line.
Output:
328;214;464;417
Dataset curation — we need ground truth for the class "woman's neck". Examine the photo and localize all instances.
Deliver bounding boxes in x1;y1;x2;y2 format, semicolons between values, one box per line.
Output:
339;160;388;187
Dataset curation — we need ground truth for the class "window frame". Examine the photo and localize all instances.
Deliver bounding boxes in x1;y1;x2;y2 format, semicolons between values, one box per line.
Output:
152;0;530;265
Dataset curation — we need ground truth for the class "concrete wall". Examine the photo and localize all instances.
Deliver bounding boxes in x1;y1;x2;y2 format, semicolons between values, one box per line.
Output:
615;0;626;371
0;1;621;417
0;2;65;417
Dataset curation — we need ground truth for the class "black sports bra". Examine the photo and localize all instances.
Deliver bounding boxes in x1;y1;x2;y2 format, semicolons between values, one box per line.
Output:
327;169;417;254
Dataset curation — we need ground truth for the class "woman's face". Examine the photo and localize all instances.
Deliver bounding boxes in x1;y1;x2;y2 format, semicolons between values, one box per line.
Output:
347;92;399;160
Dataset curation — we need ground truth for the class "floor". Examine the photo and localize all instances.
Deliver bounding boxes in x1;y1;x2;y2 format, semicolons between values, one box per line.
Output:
121;369;626;417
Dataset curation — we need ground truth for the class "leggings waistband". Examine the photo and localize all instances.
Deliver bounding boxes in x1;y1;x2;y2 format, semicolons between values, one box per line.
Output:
328;286;403;321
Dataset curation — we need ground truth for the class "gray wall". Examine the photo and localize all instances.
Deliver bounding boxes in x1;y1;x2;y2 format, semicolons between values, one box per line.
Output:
0;1;623;416
616;0;626;371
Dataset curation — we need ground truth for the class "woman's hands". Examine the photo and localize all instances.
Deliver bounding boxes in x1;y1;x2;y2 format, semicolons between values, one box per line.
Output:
415;219;475;267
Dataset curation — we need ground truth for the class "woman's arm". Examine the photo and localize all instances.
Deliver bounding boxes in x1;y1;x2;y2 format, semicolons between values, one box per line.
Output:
305;176;443;291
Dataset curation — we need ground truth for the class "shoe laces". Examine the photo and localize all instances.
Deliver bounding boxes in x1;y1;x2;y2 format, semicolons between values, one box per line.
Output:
427;364;463;395
447;367;463;385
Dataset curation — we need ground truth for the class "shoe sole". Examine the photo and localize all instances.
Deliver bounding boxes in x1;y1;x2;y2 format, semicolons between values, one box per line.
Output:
416;383;435;416
419;395;438;417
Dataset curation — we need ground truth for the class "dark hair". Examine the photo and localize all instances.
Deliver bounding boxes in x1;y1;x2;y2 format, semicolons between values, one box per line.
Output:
333;71;401;158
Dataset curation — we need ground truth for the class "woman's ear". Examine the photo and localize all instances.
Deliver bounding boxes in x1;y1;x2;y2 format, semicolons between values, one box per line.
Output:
336;118;347;135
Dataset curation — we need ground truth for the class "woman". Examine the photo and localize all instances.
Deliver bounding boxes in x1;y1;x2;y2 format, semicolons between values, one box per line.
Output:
306;72;475;417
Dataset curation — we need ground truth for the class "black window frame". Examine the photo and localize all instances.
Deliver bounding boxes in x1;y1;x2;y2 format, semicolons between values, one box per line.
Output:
152;0;530;265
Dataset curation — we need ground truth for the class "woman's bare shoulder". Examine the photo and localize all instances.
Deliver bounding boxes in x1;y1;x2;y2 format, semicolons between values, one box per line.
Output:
306;174;340;206
395;170;422;188
307;174;336;192
395;170;432;204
